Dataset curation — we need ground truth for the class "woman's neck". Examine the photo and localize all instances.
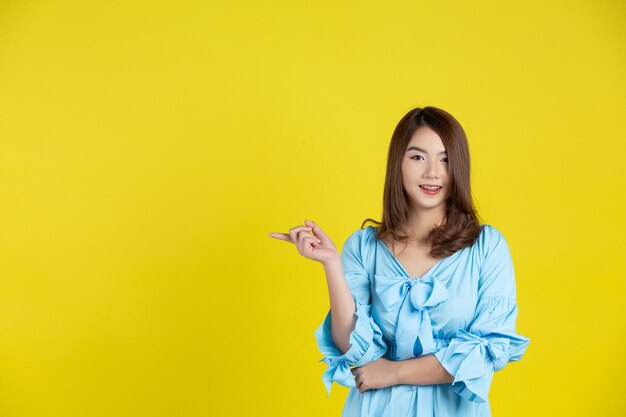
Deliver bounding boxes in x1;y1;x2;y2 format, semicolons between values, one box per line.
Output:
404;209;446;245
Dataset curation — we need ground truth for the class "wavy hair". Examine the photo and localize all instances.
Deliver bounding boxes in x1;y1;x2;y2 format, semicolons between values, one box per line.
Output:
361;106;482;258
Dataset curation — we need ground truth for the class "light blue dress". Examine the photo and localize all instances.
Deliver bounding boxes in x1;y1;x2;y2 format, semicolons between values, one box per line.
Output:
314;224;530;416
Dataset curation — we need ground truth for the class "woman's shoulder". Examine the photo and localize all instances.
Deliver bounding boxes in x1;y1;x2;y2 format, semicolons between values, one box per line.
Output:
340;225;379;264
477;224;507;242
475;223;512;260
343;225;378;248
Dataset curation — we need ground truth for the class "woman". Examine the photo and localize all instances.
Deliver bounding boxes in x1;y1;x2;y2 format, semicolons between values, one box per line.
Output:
269;106;530;416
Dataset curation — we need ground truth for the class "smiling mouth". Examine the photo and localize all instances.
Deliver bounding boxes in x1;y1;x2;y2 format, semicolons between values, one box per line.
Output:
419;185;442;191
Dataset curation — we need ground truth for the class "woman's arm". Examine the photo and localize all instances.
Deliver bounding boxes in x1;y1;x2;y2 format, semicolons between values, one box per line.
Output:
394;354;455;385
323;256;357;355
350;354;454;392
314;227;389;396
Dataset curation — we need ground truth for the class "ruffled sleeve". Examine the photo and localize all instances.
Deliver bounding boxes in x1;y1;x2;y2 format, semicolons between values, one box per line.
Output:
314;227;388;397
433;225;531;403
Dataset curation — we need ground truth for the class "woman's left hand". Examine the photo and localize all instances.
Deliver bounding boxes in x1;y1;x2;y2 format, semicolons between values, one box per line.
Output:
350;357;399;393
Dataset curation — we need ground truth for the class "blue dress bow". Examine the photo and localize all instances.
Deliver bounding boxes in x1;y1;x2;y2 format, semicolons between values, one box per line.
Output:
374;274;449;360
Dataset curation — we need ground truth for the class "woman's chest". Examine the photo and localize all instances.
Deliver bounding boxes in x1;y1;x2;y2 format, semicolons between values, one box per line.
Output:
369;245;481;337
380;239;441;279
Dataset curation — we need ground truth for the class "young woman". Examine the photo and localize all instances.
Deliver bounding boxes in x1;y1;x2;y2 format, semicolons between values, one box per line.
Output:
269;106;530;416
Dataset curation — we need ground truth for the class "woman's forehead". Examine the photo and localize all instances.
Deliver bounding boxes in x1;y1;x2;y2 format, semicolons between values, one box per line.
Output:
407;127;446;153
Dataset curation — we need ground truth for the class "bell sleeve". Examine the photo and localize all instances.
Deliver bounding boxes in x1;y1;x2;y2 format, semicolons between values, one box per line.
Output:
314;228;388;397
433;226;531;403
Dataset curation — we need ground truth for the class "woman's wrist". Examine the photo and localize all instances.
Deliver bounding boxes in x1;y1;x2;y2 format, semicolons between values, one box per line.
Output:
322;254;342;271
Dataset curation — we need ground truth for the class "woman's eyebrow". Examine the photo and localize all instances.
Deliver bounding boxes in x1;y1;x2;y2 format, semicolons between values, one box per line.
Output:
407;146;447;155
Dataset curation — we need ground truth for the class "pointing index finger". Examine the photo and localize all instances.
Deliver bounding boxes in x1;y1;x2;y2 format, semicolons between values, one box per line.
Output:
268;232;291;242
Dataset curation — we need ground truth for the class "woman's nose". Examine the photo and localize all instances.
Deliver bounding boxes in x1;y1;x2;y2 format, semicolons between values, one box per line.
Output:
424;162;440;179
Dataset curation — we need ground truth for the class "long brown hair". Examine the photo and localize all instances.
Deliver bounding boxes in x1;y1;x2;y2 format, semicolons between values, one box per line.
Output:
361;106;482;258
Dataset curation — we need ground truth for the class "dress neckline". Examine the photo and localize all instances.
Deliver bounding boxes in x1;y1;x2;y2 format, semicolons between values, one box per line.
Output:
370;226;460;280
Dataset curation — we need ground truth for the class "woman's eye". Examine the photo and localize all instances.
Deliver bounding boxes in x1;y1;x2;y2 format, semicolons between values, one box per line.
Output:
410;155;424;161
442;157;449;163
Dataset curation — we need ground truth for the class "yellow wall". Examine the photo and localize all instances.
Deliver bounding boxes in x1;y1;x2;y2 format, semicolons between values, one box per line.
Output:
0;0;624;416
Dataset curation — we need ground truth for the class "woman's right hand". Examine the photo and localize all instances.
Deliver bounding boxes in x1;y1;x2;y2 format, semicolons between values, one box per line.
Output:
268;219;339;265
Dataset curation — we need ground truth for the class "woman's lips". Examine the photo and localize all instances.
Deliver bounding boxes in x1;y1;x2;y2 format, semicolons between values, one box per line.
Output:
419;185;442;195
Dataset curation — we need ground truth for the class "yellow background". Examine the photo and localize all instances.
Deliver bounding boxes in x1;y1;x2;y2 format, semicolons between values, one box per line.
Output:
0;0;624;416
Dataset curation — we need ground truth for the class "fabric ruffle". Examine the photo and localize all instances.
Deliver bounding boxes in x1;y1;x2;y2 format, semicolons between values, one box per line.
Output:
434;296;531;403
314;301;387;397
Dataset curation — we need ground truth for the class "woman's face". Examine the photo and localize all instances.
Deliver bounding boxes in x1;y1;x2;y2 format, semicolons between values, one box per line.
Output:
401;125;450;214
